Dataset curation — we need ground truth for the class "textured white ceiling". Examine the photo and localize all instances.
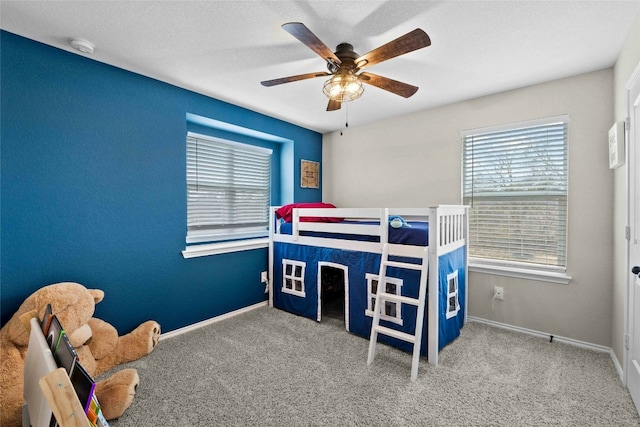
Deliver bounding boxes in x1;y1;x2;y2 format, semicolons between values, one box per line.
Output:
1;1;638;133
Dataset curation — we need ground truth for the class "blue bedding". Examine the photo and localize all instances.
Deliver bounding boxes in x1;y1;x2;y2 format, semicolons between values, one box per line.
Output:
278;220;429;246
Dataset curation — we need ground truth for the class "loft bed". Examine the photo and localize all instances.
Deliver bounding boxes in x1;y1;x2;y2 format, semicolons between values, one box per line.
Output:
268;203;468;367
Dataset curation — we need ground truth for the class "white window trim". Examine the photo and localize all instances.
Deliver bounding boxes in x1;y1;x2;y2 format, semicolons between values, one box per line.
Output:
186;131;272;245
469;258;572;284
446;271;460;319
186;228;268;245
182;237;268;259
460;114;570;138
462;115;570;277
282;259;306;297
365;273;403;326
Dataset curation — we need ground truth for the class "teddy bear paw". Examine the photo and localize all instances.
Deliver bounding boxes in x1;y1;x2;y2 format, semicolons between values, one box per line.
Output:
137;320;161;353
95;368;140;420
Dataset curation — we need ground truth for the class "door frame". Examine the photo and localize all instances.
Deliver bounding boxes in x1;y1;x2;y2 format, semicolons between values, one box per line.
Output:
624;62;640;394
317;261;350;330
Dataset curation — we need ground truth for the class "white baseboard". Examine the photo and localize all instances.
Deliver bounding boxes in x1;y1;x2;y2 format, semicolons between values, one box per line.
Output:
467;316;610;353
469;316;628;381
610;347;625;382
159;301;268;341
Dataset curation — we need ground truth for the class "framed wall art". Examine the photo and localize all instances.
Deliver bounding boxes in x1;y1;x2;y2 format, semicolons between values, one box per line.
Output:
300;160;319;188
609;121;625;169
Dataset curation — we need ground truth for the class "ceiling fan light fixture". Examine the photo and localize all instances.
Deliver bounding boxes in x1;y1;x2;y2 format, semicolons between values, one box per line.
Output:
263;23;430;111
323;73;364;102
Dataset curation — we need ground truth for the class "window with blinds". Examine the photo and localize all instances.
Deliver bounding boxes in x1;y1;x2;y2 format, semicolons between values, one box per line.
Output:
462;116;568;269
186;132;272;243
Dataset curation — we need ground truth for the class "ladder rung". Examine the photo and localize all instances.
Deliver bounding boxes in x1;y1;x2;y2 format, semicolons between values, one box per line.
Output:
367;243;428;381
374;325;417;344
375;292;420;306
383;260;423;271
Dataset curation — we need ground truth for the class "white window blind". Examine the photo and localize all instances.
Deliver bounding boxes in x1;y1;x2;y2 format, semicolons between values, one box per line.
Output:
187;132;271;243
462;117;568;269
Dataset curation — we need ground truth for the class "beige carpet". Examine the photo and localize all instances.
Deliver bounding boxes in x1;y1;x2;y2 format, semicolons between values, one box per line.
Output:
107;306;640;426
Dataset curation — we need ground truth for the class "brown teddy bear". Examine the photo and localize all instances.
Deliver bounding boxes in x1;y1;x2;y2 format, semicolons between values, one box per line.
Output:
0;282;161;426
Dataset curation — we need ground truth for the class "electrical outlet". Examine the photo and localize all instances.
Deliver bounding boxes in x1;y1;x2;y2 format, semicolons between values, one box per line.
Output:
261;271;268;283
494;286;504;300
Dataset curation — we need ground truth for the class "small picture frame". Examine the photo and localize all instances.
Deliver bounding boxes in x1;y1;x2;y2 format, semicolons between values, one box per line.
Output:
609;121;625;169
300;160;319;188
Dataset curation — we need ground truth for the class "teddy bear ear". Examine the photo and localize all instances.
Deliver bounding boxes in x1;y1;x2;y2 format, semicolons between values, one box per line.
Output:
90;289;105;304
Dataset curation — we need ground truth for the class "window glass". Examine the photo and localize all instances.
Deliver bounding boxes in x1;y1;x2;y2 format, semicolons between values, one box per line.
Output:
462;117;568;269
186;132;272;244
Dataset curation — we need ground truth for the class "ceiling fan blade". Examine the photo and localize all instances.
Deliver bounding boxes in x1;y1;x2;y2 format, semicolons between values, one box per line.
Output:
327;99;342;111
261;71;330;87
282;22;342;67
355;29;431;69
359;72;419;98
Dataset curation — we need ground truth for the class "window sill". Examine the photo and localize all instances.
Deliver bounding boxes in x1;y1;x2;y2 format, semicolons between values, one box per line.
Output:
182;237;269;259
468;261;572;284
365;310;403;326
281;288;306;298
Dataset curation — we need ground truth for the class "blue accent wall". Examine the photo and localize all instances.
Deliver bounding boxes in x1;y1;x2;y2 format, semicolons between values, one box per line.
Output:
0;31;323;332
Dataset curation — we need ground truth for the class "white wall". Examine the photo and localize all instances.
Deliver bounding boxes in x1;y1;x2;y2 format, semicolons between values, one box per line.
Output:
612;15;640;368
323;69;615;346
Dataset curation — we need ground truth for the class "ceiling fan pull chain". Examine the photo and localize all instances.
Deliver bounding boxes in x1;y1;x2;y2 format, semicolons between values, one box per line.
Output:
345;103;349;128
340;105;349;136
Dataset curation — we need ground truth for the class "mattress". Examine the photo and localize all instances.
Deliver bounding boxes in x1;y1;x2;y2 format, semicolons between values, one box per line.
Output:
278;220;429;246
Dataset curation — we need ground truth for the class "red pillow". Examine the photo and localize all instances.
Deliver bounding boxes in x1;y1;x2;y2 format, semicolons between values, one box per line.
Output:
275;203;343;223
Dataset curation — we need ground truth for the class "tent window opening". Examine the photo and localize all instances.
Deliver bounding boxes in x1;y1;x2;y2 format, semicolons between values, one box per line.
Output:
365;273;403;326
186;132;272;244
462;116;569;270
282;259;306;297
446;271;460;319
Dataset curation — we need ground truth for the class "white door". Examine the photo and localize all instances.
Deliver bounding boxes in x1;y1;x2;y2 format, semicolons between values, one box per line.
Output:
627;65;640;414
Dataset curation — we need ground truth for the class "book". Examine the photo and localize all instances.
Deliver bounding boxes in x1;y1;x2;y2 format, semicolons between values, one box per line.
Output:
87;395;110;427
47;314;78;376
54;332;78;376
40;303;53;335
69;362;96;414
46;315;64;354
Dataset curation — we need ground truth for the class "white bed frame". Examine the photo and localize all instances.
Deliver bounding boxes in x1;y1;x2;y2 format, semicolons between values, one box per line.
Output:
268;205;468;366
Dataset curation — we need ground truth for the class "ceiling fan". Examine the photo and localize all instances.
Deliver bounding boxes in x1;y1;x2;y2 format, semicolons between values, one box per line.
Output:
261;22;431;111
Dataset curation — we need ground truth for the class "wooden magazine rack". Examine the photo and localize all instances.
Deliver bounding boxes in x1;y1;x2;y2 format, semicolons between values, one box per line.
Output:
39;368;91;427
22;311;92;427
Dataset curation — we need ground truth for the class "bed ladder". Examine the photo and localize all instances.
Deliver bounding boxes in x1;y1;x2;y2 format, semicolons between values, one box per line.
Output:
367;243;429;381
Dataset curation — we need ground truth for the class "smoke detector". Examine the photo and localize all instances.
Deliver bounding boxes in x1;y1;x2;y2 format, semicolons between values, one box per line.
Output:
70;38;94;54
